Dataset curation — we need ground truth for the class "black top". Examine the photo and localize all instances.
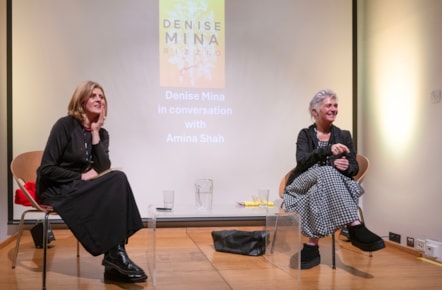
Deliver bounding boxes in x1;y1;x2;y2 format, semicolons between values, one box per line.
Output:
287;124;359;185
36;115;111;199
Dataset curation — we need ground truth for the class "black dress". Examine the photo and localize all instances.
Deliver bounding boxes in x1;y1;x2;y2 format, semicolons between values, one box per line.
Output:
36;116;143;256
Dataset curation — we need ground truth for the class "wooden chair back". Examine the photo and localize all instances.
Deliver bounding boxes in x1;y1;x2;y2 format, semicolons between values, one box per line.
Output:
10;150;48;211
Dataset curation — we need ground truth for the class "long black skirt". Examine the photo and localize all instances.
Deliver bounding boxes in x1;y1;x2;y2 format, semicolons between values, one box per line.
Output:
39;171;143;256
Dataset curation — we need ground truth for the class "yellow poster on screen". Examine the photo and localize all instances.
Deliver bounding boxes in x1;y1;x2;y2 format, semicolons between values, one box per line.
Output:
160;0;225;88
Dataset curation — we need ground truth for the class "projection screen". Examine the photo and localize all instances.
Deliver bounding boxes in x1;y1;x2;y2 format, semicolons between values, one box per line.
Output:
9;0;353;220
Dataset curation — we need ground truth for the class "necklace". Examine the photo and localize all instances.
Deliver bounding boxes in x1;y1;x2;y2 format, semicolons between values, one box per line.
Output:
314;127;330;142
314;127;331;166
83;128;93;170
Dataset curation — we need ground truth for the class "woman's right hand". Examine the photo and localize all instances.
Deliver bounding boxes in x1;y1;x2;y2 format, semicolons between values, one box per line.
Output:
331;143;350;155
81;168;98;180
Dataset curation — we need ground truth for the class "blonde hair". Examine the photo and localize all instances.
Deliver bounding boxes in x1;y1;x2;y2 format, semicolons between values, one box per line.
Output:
67;81;108;122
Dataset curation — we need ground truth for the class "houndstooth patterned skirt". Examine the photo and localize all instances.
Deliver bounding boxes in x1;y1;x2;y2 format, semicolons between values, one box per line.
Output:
283;165;364;238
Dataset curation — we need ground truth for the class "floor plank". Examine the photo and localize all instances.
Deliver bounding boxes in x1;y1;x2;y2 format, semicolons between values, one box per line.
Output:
1;227;442;289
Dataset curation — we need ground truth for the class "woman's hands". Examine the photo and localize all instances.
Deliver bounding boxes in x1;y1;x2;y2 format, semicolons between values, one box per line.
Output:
331;143;350;171
331;143;350;155
81;168;98;180
90;108;106;145
90;108;105;132
334;156;349;171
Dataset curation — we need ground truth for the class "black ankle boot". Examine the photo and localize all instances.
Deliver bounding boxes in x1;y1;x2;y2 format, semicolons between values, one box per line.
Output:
102;243;147;282
290;243;320;270
104;266;147;283
348;223;385;252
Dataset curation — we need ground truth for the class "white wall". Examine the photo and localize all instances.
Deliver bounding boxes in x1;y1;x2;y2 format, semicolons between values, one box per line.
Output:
1;0;353;242
359;0;442;245
8;0;353;220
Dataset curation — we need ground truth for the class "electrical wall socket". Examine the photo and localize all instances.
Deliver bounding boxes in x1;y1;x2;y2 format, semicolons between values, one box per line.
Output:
389;232;401;243
424;239;442;260
415;239;425;251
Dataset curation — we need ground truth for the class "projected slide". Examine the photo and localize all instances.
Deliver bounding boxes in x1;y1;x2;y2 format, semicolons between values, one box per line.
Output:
160;0;225;88
10;0;353;220
159;0;227;145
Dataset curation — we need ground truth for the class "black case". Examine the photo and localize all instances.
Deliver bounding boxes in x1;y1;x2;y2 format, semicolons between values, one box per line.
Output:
30;221;56;248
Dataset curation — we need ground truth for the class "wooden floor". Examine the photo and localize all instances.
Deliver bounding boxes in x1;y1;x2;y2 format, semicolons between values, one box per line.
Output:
1;226;442;290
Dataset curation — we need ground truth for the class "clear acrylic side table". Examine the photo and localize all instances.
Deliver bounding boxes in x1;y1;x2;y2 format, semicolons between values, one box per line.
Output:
146;205;157;285
146;203;276;286
265;210;301;280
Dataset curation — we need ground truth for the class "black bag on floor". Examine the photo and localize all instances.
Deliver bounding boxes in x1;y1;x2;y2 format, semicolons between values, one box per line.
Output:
211;230;269;256
30;220;56;248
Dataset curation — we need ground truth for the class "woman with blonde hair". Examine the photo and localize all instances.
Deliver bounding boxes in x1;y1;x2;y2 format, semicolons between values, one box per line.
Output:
37;81;147;282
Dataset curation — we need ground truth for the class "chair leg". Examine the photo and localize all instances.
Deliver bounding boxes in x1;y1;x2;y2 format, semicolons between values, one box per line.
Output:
332;232;336;269
77;241;80;258
42;214;49;290
358;206;365;223
358;207;373;257
12;210;29;269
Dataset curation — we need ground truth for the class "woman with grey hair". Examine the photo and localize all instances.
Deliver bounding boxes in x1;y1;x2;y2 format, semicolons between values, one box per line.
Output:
283;89;384;269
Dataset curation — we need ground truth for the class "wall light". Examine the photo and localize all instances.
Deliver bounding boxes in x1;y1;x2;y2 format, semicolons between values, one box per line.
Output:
372;17;424;159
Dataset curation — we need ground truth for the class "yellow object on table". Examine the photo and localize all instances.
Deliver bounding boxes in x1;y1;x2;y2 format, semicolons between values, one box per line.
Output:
237;201;274;207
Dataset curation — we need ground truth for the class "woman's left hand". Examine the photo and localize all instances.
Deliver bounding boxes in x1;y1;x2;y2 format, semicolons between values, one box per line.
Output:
90;108;105;144
334;156;349;171
82;168;98;180
90;108;106;132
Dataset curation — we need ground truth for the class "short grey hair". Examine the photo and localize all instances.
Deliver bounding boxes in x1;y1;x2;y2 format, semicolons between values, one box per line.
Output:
309;89;338;119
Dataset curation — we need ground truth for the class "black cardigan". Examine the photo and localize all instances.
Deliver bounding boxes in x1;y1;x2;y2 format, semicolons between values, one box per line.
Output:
36;115;111;200
287;124;359;185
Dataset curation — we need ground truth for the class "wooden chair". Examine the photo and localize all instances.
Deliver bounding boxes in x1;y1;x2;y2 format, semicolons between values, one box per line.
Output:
277;154;370;269
10;150;79;290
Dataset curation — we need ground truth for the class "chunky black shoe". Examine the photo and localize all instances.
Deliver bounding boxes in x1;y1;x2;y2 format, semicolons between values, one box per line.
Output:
348;223;385;252
104;267;147;283
290;243;320;269
102;244;147;281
